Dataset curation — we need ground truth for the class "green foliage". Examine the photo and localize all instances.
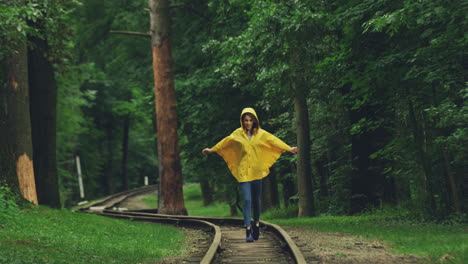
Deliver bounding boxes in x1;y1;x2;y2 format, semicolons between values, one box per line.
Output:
0;186;20;222
426;97;468;167
7;0;462;218
172;0;467;218
56;62;105;206
0;1;40;58
53;0;160;204
317;0;467;217
0;206;185;263
0;0;81;61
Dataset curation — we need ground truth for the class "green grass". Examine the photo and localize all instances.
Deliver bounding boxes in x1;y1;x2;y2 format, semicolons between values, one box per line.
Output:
141;195;158;208
142;183;233;217
183;183;233;217
0;206;185;264
268;214;467;264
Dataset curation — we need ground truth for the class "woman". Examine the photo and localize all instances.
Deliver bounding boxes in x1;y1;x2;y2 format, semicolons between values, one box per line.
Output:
202;107;298;242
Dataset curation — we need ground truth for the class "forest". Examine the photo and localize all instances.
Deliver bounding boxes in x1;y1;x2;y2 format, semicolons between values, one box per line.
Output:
1;0;466;221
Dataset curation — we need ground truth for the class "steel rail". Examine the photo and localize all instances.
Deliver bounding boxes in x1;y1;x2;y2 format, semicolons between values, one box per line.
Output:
77;185;158;212
80;186;307;264
100;210;221;264
105;210;307;264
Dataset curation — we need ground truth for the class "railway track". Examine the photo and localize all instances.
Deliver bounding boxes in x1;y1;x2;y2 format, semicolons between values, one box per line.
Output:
80;184;159;211
79;186;309;264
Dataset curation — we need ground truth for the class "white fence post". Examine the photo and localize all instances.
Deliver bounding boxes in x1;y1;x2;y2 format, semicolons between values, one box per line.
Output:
76;155;85;199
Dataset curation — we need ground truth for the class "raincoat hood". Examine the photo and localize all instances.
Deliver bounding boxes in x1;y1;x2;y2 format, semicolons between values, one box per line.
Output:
240;107;260;128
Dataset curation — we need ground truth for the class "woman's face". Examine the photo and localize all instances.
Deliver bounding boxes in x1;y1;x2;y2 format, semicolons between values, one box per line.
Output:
243;115;254;132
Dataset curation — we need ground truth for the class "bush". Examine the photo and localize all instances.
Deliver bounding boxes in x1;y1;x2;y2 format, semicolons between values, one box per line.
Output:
0;186;20;221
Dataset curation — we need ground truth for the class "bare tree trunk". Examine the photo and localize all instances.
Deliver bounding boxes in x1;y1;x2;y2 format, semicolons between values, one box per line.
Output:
262;176;273;212
407;96;436;213
262;172;279;211
441;144;461;213
105;123;115;194
394;109;411;203
269;172;280;208
121;115;130;190
281;174;295;208
0;43;38;205
316;159;329;197
28;20;60;208
230;204;238;216
200;178;213;206
149;0;186;215
295;93;315;217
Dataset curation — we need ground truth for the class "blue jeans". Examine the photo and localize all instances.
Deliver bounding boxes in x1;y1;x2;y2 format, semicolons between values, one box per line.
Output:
239;179;263;227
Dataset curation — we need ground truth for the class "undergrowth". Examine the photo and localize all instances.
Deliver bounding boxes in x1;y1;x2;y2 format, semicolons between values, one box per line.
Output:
0;187;185;264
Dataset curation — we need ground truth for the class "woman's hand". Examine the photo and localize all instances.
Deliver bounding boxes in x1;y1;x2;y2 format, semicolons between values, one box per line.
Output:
289;147;298;154
202;148;214;155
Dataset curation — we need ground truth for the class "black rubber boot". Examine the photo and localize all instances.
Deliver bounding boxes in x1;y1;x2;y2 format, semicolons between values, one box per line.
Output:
252;223;260;240
246;228;254;242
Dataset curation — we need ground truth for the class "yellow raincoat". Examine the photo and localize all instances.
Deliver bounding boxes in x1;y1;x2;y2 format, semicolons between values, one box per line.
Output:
211;108;292;183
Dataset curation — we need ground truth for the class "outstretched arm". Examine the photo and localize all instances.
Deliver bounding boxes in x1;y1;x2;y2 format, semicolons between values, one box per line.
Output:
264;131;298;155
289;147;298;154
202;148;214;155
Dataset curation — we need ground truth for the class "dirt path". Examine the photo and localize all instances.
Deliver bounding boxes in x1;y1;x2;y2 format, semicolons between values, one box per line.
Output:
283;226;425;264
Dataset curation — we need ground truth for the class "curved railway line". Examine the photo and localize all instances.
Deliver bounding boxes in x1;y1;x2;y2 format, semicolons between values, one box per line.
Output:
79;186;312;264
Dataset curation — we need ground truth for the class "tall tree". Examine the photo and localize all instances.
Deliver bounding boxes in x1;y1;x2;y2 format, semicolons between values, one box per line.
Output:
148;0;187;215
0;0;40;204
121;114;130;190
28;18;61;208
295;88;315;217
0;4;38;204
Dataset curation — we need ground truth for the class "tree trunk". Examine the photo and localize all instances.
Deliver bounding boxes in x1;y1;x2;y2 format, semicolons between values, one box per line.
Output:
0;43;38;205
441;144;461;213
393;110;411;203
105;123;115;194
27;21;60;208
230;204;238;216
295;93;315;217
349;131;372;214
200;178;213;206
281;174;295;208
149;0;186;215
394;174;411;202
269;172;280;208
407;96;436;213
121;115;130;190
262;172;279;212
316;159;329;197
262;176;273;212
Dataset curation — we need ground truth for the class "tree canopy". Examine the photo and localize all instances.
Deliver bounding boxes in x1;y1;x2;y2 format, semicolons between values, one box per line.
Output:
0;0;465;219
